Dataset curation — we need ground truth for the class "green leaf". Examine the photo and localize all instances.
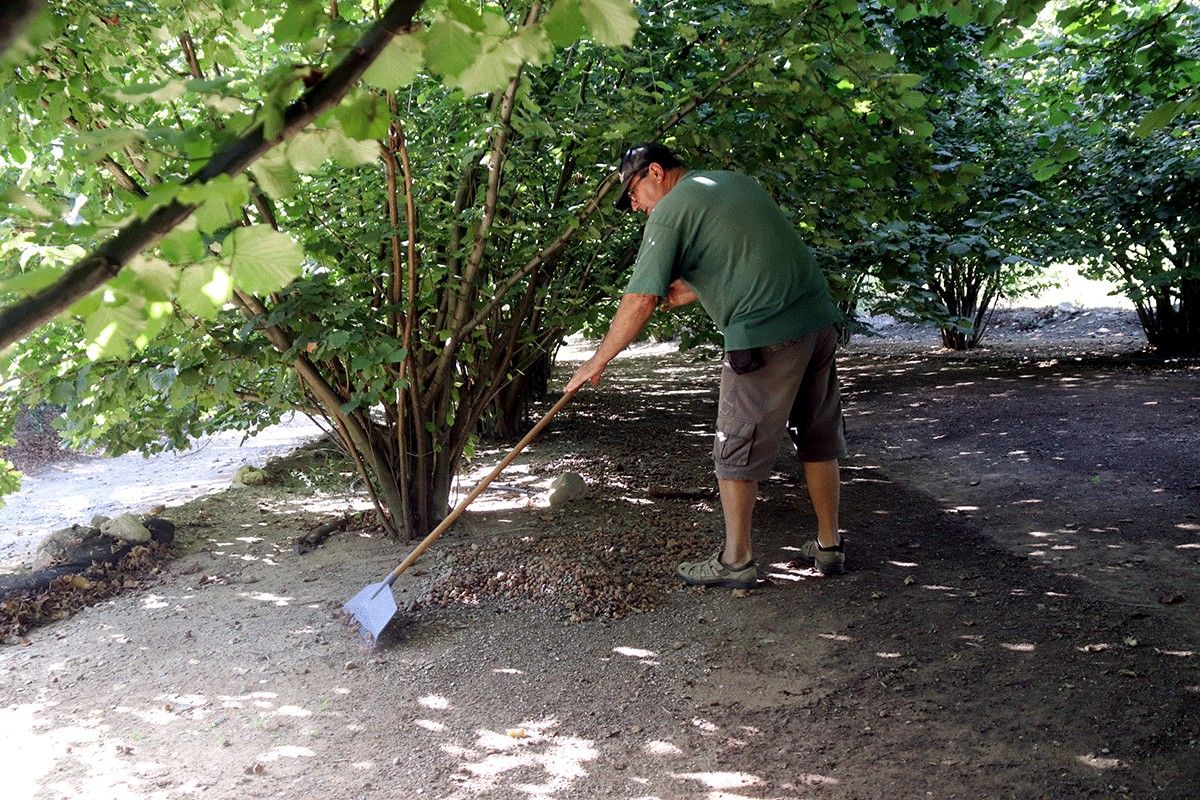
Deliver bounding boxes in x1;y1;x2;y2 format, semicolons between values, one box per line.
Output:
865;52;897;71
909;120;935;138
579;0;638;47
453;27;554;95
887;73;924;90
323;126;379;168
362;35;425;90
332;93;387;140
84;298;146;361
285;131;331;173
274;0;325;45
0;266;64;296
159;228;208;264
115;80;186;104
249;147;299;199
1007;40;1039;59
423;16;481;79
899;90;927;108
262;103;285;142
946;0;973;27
543;1;587;47
178;261;231;319
127;255;178;301
221;225;304;295
1135;101;1182;137
179;175;251;235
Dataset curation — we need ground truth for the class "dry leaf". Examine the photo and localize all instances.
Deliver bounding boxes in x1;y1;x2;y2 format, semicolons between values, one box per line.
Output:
506;728;527;739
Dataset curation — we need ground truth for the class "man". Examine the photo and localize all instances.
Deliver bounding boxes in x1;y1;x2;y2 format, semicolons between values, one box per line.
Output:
564;142;848;587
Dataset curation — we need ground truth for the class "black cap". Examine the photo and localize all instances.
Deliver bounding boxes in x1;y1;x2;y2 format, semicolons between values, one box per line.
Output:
615;142;680;211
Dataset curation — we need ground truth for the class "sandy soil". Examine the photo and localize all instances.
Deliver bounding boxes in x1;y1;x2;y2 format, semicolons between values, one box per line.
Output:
1;307;1198;800
0;417;324;569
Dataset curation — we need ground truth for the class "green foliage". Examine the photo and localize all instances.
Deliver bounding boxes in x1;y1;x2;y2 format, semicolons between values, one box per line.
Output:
9;0;1187;531
1010;0;1200;352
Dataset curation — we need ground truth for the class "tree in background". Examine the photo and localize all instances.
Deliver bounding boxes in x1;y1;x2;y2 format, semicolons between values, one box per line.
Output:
1018;0;1199;352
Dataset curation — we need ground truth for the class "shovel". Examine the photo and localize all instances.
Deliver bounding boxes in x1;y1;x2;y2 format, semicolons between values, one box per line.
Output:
344;388;578;642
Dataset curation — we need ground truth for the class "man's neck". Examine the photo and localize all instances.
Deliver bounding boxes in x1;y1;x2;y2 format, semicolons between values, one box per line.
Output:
661;167;687;195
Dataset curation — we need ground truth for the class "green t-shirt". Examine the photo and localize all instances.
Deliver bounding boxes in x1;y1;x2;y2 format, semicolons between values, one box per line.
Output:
624;169;841;350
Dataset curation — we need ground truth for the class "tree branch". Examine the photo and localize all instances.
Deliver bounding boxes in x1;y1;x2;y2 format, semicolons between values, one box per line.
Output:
0;0;426;350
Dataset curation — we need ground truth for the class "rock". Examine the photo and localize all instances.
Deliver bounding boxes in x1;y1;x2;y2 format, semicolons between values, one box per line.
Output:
90;515;111;528
143;518;176;546
546;472;586;507
233;466;268;487
34;525;94;569
100;514;152;544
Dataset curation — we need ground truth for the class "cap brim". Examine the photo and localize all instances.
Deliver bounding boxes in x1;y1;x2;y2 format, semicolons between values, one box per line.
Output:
615;173;634;211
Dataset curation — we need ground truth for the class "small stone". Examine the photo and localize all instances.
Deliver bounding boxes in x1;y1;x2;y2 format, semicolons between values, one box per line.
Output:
546;472;586;507
101;514;152;544
344;661;359;670
233;466;268;487
90;515;111;528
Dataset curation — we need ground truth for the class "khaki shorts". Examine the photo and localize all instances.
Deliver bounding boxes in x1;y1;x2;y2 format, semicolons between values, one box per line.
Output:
713;324;847;481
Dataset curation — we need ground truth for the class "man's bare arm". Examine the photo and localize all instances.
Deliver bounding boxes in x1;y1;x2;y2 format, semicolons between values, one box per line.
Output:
566;293;659;391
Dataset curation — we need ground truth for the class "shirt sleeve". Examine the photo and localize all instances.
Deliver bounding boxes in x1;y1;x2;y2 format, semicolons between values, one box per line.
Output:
623;219;680;297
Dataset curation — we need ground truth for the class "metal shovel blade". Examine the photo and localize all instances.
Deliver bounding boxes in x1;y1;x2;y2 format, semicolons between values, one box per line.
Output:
343;581;397;642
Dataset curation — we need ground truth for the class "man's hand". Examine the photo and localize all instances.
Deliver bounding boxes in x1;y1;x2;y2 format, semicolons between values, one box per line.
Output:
663;279;698;310
564;293;658;393
565;355;608;392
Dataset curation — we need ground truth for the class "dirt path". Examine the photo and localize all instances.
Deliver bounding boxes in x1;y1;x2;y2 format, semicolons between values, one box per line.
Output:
1;317;1198;800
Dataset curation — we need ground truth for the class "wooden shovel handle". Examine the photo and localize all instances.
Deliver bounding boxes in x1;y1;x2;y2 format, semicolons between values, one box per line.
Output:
383;387;578;585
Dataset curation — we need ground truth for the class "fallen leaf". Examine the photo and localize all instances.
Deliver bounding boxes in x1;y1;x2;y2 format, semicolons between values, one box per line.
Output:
245;763;266;775
506;728;527;739
1123;637;1139;648
903;575;915;586
731;588;752;598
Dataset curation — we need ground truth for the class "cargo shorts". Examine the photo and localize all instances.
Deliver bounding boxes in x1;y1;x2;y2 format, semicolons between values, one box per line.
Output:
713;324;847;481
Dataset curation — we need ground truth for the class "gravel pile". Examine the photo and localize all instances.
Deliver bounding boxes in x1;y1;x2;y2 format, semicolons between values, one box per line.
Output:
424;507;717;623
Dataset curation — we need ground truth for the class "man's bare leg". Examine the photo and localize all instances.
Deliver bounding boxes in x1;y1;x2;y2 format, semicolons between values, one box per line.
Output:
803;459;841;546
718;478;756;567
